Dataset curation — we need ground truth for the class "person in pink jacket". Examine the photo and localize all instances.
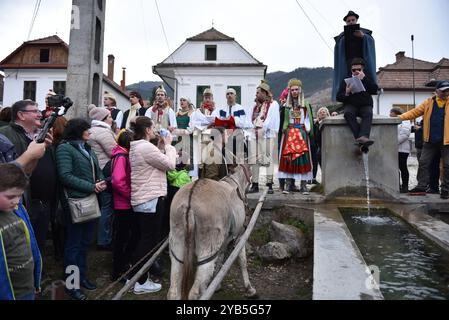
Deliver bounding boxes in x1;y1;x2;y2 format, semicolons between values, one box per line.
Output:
110;129;139;282
128;116;176;295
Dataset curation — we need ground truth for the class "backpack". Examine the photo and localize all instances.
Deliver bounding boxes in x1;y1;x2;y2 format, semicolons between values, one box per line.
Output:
103;153;127;192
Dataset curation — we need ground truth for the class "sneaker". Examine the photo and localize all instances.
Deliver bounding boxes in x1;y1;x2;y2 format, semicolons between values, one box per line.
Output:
408;187;427;195
441;191;449;199
133;279;162;294
299;187;310;195
282;189;289;194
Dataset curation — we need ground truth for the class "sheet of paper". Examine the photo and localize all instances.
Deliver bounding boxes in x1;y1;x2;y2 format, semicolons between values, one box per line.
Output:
344;76;366;94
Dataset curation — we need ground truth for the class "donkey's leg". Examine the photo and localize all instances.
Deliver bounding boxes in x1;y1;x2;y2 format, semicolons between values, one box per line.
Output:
188;261;216;300
167;252;183;300
237;246;257;298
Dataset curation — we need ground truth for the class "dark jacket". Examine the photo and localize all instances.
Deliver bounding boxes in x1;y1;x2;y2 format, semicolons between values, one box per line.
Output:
0;134;17;164
0;123;32;157
56;140;104;199
336;75;378;107
412;120;423;149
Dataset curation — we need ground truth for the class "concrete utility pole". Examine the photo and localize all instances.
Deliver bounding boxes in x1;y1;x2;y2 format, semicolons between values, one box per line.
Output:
66;0;106;119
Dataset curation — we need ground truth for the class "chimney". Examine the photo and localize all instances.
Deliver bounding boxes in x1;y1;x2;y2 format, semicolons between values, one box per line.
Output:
107;54;115;80
120;67;126;91
396;51;405;62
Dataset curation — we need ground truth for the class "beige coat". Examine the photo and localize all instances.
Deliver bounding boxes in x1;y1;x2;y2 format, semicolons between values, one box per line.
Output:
88;120;117;169
130;139;176;206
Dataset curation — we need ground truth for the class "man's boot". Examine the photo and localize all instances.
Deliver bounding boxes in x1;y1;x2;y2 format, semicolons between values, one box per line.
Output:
248;183;259;194
299;180;310;195
266;183;274;195
279;179;287;194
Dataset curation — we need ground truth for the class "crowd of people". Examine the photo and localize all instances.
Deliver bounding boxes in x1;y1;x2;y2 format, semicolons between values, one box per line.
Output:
0;9;448;301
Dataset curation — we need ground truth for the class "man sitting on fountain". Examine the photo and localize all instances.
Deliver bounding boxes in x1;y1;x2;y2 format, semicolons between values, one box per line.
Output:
336;58;379;153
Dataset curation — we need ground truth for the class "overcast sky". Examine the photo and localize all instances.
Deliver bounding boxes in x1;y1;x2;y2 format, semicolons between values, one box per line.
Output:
0;0;448;85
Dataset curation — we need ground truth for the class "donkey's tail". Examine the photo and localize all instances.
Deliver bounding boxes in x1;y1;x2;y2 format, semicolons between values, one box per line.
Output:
181;180;200;300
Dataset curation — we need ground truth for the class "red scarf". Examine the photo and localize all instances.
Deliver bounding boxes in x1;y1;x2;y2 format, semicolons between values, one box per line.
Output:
252;101;271;122
202;102;214;113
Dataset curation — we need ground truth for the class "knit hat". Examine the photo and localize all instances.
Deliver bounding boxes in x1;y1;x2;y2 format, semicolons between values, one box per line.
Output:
88;104;110;121
203;88;213;96
257;80;271;94
288;78;302;88
104;91;117;103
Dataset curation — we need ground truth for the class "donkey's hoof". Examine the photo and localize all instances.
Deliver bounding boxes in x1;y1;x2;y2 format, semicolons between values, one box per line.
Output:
245;288;258;299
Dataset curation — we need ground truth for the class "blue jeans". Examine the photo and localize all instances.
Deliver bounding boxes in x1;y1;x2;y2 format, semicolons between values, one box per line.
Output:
97;191;113;246
64;220;95;282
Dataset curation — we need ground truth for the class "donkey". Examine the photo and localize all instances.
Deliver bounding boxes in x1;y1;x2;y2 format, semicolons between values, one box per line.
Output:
167;165;257;300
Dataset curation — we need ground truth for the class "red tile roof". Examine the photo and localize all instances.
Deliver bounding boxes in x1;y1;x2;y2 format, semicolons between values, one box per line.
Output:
378;53;449;90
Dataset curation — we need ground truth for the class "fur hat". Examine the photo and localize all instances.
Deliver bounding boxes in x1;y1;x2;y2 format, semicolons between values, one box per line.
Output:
288;78;302;88
104;91;117;103
203;88;213;96
257;80;271;94
88;104;110;121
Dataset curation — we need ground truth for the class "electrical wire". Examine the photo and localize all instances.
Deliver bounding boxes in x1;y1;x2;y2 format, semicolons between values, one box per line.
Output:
294;0;333;53
27;0;41;40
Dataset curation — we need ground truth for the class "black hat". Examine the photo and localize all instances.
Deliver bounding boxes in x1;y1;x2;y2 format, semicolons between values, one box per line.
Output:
351;58;365;66
344;10;359;22
436;80;449;91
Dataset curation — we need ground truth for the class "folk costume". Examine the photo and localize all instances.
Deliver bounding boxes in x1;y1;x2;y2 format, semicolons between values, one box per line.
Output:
278;79;314;183
249;80;280;192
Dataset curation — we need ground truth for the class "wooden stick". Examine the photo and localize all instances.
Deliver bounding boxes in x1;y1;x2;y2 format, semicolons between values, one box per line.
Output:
112;239;169;300
199;189;267;300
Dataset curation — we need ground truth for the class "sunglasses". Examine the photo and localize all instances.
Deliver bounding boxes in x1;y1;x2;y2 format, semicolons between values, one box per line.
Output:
352;68;362;72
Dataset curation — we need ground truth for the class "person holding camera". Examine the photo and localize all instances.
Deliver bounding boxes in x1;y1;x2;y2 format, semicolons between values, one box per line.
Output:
56;118;107;300
0;100;59;255
128;116;176;295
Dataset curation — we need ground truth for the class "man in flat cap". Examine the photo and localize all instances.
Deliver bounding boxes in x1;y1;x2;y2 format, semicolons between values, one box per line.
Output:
399;80;449;199
332;10;377;101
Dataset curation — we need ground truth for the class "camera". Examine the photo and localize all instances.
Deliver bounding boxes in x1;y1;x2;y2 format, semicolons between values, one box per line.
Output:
47;94;73;109
37;95;73;143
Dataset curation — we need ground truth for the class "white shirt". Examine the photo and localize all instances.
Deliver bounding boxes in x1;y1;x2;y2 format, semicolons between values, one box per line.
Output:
145;107;178;128
212;103;254;130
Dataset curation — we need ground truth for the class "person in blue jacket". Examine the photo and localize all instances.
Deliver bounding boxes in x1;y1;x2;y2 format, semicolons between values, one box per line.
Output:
332;10;377;101
0;163;42;300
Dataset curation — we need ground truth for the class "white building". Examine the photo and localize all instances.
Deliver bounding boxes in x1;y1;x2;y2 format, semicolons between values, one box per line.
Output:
0;35;129;110
375;51;449;115
153;28;267;111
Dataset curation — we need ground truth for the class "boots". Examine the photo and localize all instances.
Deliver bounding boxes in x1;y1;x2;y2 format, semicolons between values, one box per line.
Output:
279;179;288;194
299;180;310;195
266;183;274;195
248;183;259;194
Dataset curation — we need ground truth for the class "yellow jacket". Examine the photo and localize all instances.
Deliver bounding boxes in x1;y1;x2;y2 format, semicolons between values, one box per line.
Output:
399;96;449;145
